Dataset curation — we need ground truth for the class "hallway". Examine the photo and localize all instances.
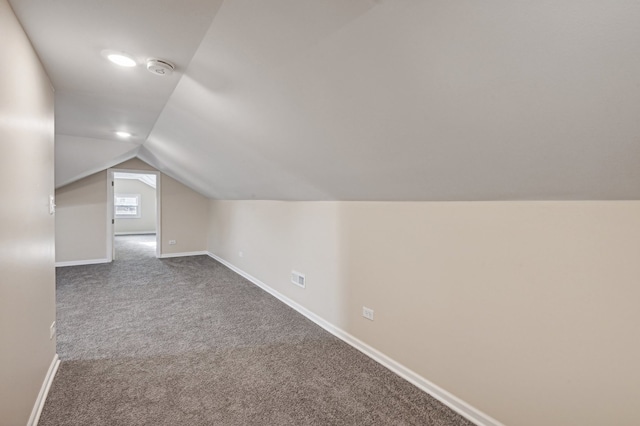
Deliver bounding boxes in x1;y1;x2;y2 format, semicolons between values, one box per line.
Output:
41;248;471;425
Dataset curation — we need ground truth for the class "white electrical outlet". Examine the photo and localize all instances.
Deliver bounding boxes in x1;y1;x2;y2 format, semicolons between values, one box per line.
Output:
362;306;374;321
49;321;56;340
239;251;244;258
169;240;176;245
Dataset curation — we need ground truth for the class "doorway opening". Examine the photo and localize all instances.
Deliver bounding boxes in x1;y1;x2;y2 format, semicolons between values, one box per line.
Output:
107;169;161;261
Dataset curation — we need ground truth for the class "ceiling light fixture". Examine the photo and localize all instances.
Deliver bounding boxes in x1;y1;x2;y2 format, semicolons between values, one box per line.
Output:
115;131;132;138
106;52;136;67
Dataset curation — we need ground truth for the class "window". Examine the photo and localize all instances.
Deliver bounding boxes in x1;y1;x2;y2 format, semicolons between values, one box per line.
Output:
115;194;141;218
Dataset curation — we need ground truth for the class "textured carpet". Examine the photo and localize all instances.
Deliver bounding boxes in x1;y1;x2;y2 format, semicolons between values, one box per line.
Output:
39;235;474;425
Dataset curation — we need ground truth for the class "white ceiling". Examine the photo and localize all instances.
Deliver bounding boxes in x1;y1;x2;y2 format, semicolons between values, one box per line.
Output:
9;0;223;187
10;0;640;200
114;172;156;189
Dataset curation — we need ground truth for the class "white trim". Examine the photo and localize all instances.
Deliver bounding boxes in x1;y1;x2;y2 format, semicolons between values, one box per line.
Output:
107;169;114;262
55;258;110;267
28;353;60;426
206;252;503;426
114;231;157;236
155;174;162;259
108;168;161;260
159;251;208;259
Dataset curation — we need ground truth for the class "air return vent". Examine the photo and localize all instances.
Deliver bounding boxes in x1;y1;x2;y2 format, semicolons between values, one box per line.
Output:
291;270;305;288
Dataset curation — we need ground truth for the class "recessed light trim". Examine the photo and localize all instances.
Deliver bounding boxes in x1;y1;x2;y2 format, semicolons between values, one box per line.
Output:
104;51;136;67
115;131;132;138
108;54;136;67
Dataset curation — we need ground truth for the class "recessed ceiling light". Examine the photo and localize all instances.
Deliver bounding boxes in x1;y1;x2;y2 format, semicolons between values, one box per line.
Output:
115;131;132;138
107;53;136;67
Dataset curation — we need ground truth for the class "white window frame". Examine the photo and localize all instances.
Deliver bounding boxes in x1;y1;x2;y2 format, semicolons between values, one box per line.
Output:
114;193;141;218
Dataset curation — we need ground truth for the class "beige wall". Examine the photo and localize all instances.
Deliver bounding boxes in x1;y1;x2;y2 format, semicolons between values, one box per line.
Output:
55;171;108;262
208;201;344;322
160;174;209;255
207;200;640;426
55;158;209;262
116;158;155;173
0;0;57;424
114;178;157;235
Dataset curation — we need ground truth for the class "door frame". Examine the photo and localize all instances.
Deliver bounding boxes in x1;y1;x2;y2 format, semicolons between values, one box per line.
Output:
107;168;162;261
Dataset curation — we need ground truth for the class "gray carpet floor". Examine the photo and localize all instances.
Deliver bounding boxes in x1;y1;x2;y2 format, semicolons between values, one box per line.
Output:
39;235;474;425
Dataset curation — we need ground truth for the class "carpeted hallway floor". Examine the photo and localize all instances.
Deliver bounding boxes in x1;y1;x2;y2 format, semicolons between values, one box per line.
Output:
39;235;474;425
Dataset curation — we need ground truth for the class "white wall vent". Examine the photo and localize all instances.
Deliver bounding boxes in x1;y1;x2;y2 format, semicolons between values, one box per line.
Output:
291;270;305;288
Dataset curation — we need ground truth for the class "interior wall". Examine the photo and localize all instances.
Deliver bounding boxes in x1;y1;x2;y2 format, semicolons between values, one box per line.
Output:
0;0;57;424
207;200;640;426
160;174;210;255
114;178;157;235
55;158;209;263
55;171;108;262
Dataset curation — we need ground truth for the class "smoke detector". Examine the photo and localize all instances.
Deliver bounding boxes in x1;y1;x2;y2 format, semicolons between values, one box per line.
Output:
146;59;174;76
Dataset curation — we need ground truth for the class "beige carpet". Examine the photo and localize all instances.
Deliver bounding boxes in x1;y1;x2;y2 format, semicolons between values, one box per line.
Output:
39;235;474;425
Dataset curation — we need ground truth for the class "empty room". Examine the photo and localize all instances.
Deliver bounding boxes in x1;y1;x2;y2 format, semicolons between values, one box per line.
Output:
2;1;640;425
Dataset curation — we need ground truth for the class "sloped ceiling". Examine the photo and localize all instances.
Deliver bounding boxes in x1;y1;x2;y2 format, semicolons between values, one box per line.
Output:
10;0;640;200
8;0;223;187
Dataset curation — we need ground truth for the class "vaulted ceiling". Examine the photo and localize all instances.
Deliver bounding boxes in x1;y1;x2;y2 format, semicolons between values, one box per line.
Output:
9;0;640;200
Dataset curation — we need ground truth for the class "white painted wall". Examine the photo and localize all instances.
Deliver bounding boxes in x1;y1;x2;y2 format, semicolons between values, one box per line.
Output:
114;178;156;235
207;200;640;426
0;0;57;423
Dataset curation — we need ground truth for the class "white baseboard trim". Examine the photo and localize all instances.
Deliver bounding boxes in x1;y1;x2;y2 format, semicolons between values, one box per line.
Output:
55;258;110;267
115;231;156;236
207;252;502;426
28;353;60;426
159;251;208;259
